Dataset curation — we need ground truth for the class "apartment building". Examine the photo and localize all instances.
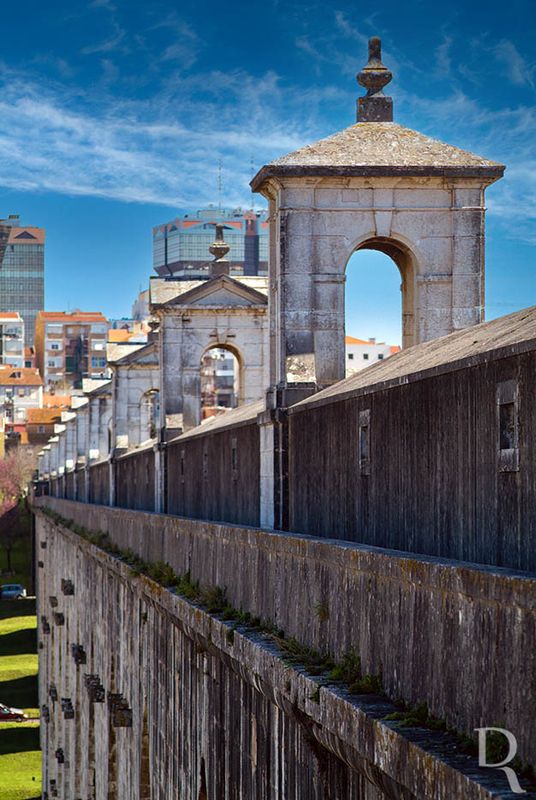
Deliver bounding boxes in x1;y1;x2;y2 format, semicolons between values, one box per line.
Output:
0;366;43;429
345;335;401;375
0;313;25;368
34;311;109;390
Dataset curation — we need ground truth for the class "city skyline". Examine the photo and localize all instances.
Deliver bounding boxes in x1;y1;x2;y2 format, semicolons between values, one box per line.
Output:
0;0;534;344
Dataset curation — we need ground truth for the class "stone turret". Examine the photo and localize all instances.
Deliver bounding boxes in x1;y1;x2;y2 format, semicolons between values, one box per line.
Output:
251;36;505;390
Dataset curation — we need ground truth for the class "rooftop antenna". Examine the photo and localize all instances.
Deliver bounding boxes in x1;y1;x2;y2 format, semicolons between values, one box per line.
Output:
217;158;223;212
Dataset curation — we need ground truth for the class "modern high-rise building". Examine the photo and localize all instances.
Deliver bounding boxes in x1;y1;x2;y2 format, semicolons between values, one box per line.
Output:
0;215;45;346
152;206;269;277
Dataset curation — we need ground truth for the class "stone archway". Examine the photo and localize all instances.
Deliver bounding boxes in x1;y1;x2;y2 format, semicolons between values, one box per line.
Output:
140;389;160;441
350;234;418;350
199;343;243;420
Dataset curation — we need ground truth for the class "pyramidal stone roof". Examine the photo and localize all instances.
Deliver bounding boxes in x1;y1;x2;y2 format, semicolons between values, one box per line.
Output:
251;122;504;190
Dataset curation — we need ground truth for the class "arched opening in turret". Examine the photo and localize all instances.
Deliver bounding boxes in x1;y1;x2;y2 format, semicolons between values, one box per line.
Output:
140;389;160;441
200;345;241;421
345;237;416;374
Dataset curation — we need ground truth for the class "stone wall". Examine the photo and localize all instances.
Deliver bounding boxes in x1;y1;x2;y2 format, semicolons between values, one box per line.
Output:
115;446;156;512
166;419;260;526
36;505;532;799
288;350;536;571
35;497;536;775
88;461;110;506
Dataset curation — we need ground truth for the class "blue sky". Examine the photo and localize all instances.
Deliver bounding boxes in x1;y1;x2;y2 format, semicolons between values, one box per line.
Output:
0;0;535;343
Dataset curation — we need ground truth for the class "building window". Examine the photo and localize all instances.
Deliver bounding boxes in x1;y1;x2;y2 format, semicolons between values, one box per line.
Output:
359;409;371;476
499;403;516;450
348;353;354;360
363;353;369;360
497;380;519;472
91;357;106;369
231;437;238;479
50;343;60;350
378;354;384;360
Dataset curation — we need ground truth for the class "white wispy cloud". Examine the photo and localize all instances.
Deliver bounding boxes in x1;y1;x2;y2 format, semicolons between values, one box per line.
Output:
81;21;127;56
494;40;534;88
434;36;452;78
0;16;534;252
0;67;313;208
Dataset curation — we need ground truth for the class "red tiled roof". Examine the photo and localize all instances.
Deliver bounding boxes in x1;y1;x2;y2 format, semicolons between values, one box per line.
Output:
0;312;22;320
108;329;131;342
0;367;43;386
7;227;45;245
38;311;108;324
345;336;371;345
27;408;61;424
43;393;71;408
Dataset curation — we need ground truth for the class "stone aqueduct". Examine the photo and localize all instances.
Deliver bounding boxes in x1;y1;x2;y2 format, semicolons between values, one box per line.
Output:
34;40;536;799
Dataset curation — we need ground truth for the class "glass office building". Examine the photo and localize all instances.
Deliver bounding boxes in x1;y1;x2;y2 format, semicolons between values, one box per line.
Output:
153;206;269;278
0;215;45;346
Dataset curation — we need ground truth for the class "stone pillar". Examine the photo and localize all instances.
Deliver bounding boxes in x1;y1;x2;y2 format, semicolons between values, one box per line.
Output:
113;371;129;451
259;416;275;529
109;459;115;507
98;398;112;460
63;415;76;472
88;397;100;461
153;443;165;514
451;185;486;330
56;425;66;477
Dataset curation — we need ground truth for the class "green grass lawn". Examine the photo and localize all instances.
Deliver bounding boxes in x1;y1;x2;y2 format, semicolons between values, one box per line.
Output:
0;599;41;799
0;507;34;592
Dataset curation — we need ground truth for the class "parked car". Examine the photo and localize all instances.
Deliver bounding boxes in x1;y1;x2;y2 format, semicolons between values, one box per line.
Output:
0;584;27;599
0;703;27;722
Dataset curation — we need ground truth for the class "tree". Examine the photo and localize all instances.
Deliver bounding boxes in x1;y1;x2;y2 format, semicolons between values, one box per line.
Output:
0;449;34;574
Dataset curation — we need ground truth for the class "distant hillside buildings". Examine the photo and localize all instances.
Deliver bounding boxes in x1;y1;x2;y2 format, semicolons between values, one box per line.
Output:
0;206;402;451
0;214;45;346
153;206;269;277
